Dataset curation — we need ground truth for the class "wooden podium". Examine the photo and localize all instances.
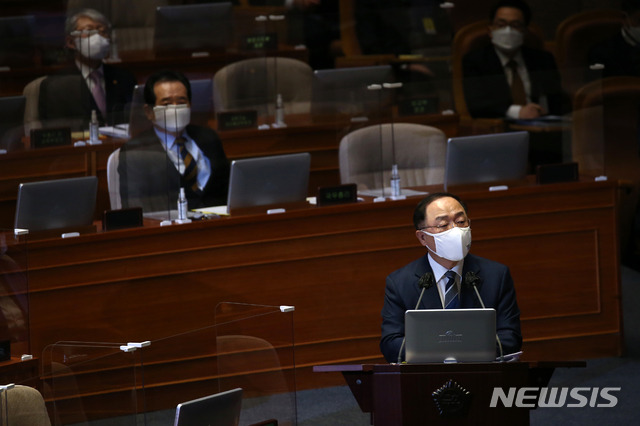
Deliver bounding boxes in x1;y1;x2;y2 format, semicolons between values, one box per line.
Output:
314;362;583;425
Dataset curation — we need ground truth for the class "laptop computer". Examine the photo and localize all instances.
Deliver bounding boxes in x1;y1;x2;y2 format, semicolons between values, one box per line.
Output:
444;131;529;191
14;176;98;232
174;388;243;426
226;152;311;214
404;308;496;363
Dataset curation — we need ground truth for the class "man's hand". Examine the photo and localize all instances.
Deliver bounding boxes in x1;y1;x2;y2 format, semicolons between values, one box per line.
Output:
518;103;545;119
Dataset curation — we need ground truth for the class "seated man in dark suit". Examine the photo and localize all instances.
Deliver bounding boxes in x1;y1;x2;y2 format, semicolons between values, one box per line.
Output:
380;193;522;363
589;0;640;78
38;8;137;130
462;0;566;119
118;70;230;213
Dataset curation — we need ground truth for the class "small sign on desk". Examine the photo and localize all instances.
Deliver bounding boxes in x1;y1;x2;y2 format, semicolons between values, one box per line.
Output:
217;110;258;131
30;127;72;149
242;33;278;51
398;96;438;116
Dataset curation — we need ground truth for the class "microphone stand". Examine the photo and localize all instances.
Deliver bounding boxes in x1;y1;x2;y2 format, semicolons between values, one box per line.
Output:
367;83;385;202
464;272;504;362
383;82;404;200
397;272;434;364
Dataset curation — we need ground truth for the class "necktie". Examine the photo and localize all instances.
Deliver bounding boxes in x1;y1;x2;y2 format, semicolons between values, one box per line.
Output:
507;60;527;106
88;69;107;117
175;137;199;193
444;271;459;309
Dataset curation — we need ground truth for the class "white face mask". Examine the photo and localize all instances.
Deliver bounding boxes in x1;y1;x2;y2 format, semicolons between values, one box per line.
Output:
152;104;191;133
75;33;111;60
422;226;472;262
491;26;524;53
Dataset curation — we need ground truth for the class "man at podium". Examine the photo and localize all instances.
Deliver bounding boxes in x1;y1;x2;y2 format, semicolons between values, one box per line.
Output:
380;193;522;363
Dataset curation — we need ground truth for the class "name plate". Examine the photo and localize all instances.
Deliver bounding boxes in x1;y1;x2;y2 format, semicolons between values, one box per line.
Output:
30;127;72;149
317;183;358;206
398;96;438;116
243;33;278;50
217;110;258;131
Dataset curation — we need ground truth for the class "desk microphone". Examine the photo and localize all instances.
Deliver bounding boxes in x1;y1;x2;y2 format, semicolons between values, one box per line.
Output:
397;271;434;364
463;271;504;362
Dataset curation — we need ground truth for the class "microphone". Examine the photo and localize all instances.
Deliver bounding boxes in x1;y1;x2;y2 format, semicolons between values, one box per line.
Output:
463;271;504;362
397;271;434;364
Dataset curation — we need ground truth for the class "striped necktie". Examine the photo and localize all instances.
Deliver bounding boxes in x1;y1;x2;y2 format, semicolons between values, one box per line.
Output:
175;137;199;193
444;270;459;309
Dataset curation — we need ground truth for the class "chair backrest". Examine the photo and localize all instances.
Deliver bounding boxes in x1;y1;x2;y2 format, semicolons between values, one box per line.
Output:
107;147;122;210
451;20;544;119
572;76;640;253
554;9;623;96
22;76;46;134
0;385;51;426
213;57;313;116
339;122;446;190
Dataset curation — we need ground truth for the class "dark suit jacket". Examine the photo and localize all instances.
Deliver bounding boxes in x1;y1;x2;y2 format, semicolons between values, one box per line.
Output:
380;253;522;363
588;31;640;78
38;63;137;130
118;125;230;213
462;45;567;118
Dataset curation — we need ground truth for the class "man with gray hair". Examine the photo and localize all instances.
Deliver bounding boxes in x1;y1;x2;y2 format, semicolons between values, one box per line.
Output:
38;8;137;130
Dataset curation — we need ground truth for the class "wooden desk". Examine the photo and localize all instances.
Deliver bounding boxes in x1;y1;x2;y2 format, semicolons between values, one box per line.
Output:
314;361;586;425
0;113;459;228
16;179;621;411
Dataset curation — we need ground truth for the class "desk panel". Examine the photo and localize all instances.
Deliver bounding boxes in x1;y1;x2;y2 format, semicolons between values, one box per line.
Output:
21;180;621;405
0;114;458;227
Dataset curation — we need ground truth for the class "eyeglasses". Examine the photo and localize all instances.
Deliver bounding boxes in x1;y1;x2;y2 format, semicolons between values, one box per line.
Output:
70;28;109;38
421;218;470;233
492;19;526;31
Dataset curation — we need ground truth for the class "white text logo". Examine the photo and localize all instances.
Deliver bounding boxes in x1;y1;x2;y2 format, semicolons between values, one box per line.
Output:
490;387;621;408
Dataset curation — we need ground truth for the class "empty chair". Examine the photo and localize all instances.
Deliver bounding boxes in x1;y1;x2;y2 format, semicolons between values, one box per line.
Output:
213;57;313;116
0;385;51;426
554;9;623;97
22;76;46;134
339;123;446;190
106;148;122;210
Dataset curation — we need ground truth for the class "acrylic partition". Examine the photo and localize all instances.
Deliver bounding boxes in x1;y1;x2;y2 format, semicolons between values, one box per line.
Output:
0;229;30;362
31;302;296;426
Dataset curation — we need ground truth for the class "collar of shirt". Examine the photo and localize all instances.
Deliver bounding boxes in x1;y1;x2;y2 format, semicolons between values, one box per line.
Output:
427;253;464;306
155;128;200;161
76;60;104;81
494;47;525;70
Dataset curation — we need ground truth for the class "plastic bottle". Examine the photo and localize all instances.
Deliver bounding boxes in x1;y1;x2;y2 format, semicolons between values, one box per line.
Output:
178;187;188;221
274;93;286;127
391;164;401;198
89;110;100;144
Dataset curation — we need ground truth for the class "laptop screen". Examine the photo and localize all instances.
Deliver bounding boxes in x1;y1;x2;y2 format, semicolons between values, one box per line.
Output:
174;388;243;426
404;308;496;363
14;176;98;232
444;131;529;190
226;152;311;214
